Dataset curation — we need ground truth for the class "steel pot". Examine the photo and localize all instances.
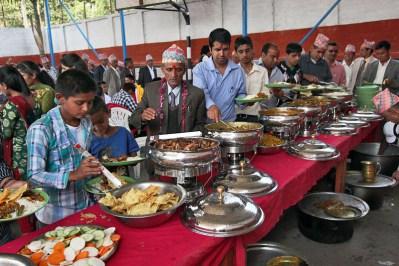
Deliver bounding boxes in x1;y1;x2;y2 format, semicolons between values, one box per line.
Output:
297;192;369;243
349;143;399;175
205;122;263;146
345;171;398;210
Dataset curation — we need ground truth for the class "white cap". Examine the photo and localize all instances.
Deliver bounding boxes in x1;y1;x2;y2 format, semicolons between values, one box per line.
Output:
145;54;153;61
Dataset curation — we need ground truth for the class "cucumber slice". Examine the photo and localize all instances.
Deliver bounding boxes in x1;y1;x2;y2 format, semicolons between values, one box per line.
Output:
85;229;96;235
56;229;65;237
45;231;55;238
63;226;74;236
81;226;92;233
93;230;105;241
68;228;81;237
81;233;94;242
95;238;104;248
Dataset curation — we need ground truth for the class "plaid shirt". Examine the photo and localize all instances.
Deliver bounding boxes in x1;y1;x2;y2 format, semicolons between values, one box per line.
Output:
26;106;92;224
111;89;137;112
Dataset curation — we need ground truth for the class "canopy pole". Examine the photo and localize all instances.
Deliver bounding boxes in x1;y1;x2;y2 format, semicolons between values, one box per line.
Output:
299;0;341;45
242;0;248;36
119;10;127;62
44;0;55;67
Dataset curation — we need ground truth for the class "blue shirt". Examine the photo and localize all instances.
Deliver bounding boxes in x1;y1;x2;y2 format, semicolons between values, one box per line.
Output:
193;58;246;121
89;127;139;159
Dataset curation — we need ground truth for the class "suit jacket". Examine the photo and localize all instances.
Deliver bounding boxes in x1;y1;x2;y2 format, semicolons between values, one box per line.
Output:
120;67;136;88
138;66;157;87
93;65;106;84
348;56;378;92
129;80;207;135
362;59;399;95
103;67;121;97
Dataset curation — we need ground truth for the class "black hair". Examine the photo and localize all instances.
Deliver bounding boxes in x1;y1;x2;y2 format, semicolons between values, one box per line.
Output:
0;65;31;96
200;45;210;55
375;40;391;51
261;43;278;55
327;41;337;47
209;28;231;47
16;60;55;88
56;69;97;98
234;36;253;51
286;43;302;54
125;57;132;65
60;53;88;73
125;74;134;80
89;96;108;115
123;82;135;92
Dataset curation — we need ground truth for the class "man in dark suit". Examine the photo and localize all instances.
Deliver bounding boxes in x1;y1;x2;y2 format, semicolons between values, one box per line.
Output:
120;57;136;88
130;45;206;135
93;53;108;83
138;54;157;87
362;40;399;94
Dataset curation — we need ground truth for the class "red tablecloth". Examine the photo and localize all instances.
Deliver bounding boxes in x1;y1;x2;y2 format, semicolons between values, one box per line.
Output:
0;122;380;266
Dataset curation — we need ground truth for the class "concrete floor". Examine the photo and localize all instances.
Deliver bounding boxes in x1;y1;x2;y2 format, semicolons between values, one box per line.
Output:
262;176;399;266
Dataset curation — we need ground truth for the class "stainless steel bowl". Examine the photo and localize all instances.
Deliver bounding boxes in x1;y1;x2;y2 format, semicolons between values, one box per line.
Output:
99;182;187;228
205;122;263;146
148;137;221;169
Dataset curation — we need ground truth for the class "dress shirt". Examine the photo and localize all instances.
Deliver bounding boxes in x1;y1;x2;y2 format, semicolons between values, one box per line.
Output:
167;83;181;106
328;60;346;86
237;63;269;116
342;60;353;88
256;59;284;83
193;58;246;121
148;66;155;79
374;58;391;85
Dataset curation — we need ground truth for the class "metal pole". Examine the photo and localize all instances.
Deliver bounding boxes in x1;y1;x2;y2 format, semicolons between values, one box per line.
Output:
299;0;341;45
119;10;127;62
242;0;248;36
183;13;192;81
59;0;99;59
44;0;55;68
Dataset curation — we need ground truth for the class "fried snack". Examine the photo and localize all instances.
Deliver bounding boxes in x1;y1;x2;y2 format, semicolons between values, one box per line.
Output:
155;138;218;152
259;134;284;147
7;184;28;202
0;188;10;204
99;185;179;216
256;92;267;98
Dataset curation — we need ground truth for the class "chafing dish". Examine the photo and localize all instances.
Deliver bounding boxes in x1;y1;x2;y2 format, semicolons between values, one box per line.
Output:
259;107;305;142
99;182;186;228
288;100;323;137
286;138;340;161
351;110;383;121
181;186;264;237
318;122;358;136
338;116;370;128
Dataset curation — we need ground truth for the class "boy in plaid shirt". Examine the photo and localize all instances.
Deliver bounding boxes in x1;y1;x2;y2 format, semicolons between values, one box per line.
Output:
27;70;102;225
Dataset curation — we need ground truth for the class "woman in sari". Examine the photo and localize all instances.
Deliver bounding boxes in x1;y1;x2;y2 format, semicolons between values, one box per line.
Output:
0;66;36;180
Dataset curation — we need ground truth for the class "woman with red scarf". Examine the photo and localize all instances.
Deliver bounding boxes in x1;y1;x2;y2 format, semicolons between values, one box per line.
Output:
0;66;36;180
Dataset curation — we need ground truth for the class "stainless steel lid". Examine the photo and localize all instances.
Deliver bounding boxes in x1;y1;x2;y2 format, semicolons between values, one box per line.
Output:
298;192;369;221
0;254;35;266
338;116;370;128
287;139;340;161
319;122;358;136
351;111;383;121
181;186;264;237
205;122;263;146
345;170;398;188
214;165;278;197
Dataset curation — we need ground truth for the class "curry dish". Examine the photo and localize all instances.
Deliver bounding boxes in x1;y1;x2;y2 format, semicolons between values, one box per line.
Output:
259;108;303;116
259;134;285;147
206;121;262;132
154;138;218;152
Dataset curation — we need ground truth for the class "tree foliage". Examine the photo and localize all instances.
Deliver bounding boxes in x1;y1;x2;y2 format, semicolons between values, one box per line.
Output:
0;0;114;28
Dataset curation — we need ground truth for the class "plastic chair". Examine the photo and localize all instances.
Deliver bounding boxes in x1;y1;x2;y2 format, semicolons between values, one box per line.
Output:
109;107;132;131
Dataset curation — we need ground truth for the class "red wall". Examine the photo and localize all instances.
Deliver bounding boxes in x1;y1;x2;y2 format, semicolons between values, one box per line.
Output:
1;18;398;66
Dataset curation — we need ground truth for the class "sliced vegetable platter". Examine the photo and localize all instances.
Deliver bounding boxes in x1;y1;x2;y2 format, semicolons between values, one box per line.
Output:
19;225;120;266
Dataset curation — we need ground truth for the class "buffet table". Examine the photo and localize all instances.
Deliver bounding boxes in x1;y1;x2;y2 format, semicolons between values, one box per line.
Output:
0;122;380;266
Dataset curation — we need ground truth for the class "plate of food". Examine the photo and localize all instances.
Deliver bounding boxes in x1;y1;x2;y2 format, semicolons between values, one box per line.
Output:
19;225;120;266
266;82;295;88
101;155;145;167
84;175;135;195
0;184;48;223
235;92;268;104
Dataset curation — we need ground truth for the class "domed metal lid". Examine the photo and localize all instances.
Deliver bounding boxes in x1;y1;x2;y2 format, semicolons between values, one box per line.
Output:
351;111;383;121
345;170;398;188
338;116;370;128
287;139;340;161
181;186;264;237
319;123;358;136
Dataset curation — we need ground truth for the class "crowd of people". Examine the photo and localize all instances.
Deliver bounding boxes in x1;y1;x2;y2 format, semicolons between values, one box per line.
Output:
0;27;398;245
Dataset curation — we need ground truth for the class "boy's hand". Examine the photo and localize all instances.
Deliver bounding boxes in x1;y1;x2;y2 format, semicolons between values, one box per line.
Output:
70;157;102;181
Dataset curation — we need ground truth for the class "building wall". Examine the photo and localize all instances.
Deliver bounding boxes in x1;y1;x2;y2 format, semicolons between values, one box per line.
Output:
0;0;398;64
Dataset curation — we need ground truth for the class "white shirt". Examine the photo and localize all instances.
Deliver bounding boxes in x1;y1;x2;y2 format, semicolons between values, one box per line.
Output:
148;66;155;79
167;83;181;106
342;60;353;88
373;58;391;85
66;124;85;149
104;93;111;104
237;63;270;116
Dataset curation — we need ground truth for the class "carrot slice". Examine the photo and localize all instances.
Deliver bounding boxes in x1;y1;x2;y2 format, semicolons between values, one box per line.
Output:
111;234;121;242
20;247;33;255
47;252;65;265
99;246;111;257
39;259;48;266
53;242;65;252
31;251;44;264
75;250;89;260
86;242;96;247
